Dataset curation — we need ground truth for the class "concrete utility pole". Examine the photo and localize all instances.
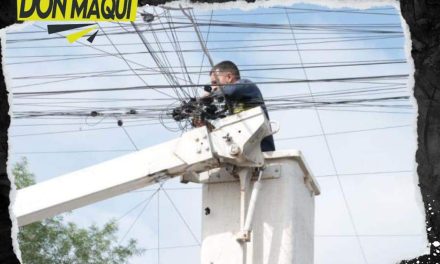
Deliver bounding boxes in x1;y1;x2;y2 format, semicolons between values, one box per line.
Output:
192;151;320;264
13;107;320;263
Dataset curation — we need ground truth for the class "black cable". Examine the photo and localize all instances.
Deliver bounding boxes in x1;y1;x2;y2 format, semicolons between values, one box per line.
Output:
11;74;409;97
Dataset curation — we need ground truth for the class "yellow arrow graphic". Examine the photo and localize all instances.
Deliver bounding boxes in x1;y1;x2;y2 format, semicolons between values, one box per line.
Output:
66;26;97;43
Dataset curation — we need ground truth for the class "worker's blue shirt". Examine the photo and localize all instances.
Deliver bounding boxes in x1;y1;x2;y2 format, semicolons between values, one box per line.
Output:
214;79;275;152
223;79;265;111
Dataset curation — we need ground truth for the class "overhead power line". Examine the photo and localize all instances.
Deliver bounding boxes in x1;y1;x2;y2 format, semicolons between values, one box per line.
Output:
11;74;409;97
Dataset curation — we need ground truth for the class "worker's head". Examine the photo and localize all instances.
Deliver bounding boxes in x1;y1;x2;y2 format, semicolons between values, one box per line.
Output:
210;61;240;91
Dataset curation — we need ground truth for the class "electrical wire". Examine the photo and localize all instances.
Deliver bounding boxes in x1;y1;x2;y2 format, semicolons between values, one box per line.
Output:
284;9;369;263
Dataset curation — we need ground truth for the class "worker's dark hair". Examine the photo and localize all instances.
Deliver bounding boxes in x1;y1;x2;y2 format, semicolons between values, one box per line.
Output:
210;60;241;80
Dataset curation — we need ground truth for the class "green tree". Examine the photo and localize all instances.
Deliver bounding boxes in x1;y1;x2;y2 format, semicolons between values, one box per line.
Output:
14;158;144;264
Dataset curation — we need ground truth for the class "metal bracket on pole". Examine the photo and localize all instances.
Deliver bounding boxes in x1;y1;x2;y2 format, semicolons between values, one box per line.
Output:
237;168;251;236
236;167;265;243
180;164;280;184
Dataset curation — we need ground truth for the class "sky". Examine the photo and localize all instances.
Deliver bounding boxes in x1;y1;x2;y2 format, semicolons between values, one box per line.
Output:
3;1;427;264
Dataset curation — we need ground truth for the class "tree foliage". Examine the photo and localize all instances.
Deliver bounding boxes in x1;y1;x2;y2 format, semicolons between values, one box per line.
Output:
14;158;144;264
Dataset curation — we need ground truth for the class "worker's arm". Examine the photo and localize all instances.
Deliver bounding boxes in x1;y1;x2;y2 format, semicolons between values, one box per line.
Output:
211;83;238;98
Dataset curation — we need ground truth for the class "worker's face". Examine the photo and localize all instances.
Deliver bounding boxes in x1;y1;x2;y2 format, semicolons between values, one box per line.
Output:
210;69;235;92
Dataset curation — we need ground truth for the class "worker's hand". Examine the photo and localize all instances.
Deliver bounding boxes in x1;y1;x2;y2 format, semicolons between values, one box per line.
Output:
198;88;214;105
192;118;205;127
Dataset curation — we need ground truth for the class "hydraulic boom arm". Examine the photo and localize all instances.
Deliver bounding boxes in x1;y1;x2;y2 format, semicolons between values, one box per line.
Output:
14;107;272;226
